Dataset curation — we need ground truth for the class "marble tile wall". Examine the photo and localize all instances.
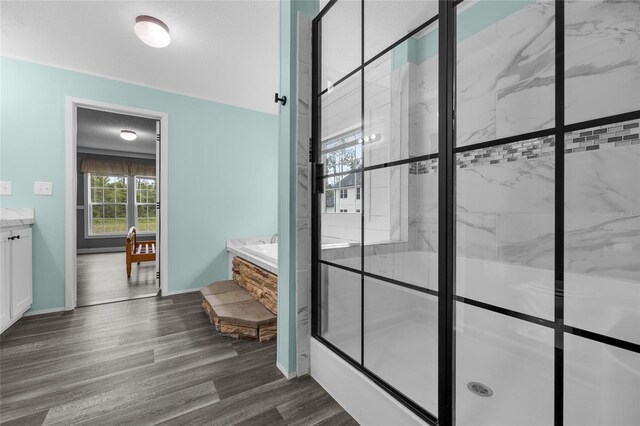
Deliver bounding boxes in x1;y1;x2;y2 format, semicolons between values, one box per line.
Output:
296;12;312;377
565;0;640;124
414;55;438;157
429;118;639;279
456;0;556;148
453;0;640;148
564;119;640;282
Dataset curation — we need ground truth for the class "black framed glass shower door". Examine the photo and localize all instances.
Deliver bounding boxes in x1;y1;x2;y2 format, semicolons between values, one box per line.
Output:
311;1;640;425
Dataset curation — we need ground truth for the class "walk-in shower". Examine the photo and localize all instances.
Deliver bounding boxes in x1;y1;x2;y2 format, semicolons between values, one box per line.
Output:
310;1;640;424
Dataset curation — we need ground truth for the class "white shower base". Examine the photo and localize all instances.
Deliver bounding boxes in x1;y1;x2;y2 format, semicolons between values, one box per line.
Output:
319;250;640;425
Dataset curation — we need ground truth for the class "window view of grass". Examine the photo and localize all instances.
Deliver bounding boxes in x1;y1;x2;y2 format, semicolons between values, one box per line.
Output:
90;175;128;235
88;174;157;235
136;177;156;232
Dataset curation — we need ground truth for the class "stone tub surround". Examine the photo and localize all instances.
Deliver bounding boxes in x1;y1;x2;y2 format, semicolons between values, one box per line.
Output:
226;237;277;275
0;208;35;228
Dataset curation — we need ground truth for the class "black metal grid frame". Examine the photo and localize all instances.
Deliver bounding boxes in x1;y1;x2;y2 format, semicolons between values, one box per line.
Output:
311;1;640;425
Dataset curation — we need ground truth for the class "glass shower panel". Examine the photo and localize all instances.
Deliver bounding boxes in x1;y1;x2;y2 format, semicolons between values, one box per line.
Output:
319;70;362;265
455;138;555;320
363;162;438;291
455;303;554;426
320;0;361;92
363;37;438;168
456;0;555;148
319;175;362;266
565;0;640;124
564;121;640;345
364;0;438;62
363;277;438;414
564;333;640;425
319;263;361;361
321;72;361;148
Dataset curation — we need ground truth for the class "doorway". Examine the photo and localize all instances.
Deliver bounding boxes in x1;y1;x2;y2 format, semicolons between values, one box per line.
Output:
65;98;168;310
75;107;158;306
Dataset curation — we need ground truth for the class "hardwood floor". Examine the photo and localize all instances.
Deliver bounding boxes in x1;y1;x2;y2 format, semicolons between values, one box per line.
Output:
77;252;158;306
0;292;356;425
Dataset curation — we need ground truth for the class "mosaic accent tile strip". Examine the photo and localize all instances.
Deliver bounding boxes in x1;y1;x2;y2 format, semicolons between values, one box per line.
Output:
564;119;640;153
409;158;439;174
456;135;555;170
409;119;640;175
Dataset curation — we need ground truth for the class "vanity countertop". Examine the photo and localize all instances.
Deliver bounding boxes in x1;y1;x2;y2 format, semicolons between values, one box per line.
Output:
0;208;36;228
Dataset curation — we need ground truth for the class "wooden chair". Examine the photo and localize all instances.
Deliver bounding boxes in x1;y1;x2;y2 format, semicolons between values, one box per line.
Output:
126;226;156;278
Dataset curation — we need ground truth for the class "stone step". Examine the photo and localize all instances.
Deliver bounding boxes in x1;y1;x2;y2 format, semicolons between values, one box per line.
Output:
200;280;276;342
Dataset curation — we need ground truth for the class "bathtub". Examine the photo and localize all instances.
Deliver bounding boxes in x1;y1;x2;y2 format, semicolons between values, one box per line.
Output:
319;250;640;425
244;243;278;263
226;240;277;275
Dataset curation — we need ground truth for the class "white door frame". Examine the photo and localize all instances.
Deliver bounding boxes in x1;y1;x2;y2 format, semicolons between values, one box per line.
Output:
65;97;169;310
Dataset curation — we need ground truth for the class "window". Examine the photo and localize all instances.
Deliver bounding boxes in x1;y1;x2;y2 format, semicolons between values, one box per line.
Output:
325;189;335;212
88;174;128;235
340;189;348;199
136;176;157;232
356;187;361;200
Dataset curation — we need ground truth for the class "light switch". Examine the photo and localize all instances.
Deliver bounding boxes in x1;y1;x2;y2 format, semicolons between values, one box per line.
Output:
34;181;53;196
0;181;11;195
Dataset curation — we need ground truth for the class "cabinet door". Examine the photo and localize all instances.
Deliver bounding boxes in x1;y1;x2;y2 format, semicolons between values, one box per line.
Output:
11;228;32;317
0;231;10;330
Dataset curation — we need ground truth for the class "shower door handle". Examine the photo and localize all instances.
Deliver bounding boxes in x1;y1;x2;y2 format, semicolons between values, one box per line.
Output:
312;162;324;194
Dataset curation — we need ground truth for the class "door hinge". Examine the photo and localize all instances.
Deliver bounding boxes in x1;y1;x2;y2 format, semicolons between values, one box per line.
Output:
308;138;314;162
156;201;160;210
156;271;160;280
156;133;160;142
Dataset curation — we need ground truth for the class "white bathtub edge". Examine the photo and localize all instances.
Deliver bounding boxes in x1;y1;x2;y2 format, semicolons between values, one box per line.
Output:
310;338;427;426
226;245;278;275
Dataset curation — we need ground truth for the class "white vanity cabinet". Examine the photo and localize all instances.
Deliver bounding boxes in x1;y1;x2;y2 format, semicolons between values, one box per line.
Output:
1;226;33;334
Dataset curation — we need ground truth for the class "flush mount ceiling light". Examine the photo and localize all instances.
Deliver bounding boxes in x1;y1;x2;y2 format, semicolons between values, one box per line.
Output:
120;130;137;141
134;15;171;48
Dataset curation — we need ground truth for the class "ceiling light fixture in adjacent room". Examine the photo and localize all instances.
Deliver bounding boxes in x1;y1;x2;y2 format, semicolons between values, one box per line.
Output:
120;130;137;141
134;15;171;48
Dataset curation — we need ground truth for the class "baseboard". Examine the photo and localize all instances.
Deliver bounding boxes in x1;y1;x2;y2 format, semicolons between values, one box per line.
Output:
23;306;66;317
77;247;124;254
277;361;297;380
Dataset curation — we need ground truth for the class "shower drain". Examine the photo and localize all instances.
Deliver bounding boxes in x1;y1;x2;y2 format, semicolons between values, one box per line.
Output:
467;382;494;397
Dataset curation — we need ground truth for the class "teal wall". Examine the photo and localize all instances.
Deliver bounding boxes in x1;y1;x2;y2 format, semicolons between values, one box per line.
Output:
278;0;318;375
0;57;278;312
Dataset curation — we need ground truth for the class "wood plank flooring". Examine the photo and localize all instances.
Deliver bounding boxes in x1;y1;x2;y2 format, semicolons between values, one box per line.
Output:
0;292;357;425
77;252;158;306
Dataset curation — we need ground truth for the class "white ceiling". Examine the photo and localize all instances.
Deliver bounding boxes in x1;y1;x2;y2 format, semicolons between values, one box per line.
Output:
77;108;157;156
0;0;280;115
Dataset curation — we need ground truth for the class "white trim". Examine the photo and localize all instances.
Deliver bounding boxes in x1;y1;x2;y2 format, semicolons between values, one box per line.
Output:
77;247;124;254
23;307;66;317
164;287;201;296
65;99;76;310
310;338;426;426
65;97;169;310
277;361;297;380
